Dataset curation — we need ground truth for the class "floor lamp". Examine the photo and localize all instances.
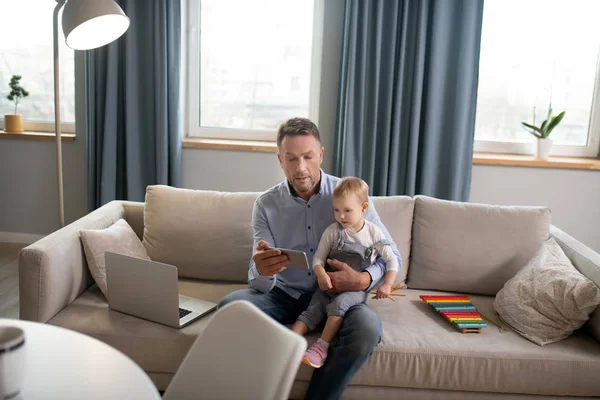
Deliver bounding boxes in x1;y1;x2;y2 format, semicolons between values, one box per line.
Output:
53;0;130;227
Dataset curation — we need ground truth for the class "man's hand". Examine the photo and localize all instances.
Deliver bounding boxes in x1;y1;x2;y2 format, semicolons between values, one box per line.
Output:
326;259;371;293
253;240;289;276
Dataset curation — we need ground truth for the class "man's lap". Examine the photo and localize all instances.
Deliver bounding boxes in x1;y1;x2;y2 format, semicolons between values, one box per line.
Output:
219;286;311;325
220;287;382;341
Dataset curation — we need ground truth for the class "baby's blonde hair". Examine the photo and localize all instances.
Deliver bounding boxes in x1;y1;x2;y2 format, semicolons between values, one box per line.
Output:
333;177;369;204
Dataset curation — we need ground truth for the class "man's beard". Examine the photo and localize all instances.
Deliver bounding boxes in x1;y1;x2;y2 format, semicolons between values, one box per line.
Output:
294;179;313;193
289;176;314;195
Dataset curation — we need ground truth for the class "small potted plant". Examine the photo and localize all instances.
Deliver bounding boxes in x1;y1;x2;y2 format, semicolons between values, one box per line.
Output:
4;75;29;133
521;105;565;160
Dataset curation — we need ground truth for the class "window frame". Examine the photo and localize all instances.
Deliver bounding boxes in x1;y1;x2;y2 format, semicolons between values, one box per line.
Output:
0;2;76;135
185;0;324;141
474;25;600;158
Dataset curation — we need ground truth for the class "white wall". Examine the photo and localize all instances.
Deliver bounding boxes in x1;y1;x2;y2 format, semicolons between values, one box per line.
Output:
470;165;600;252
0;53;87;237
182;148;283;192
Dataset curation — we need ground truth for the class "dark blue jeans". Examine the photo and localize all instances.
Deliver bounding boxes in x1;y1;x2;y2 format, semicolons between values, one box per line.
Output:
219;287;382;400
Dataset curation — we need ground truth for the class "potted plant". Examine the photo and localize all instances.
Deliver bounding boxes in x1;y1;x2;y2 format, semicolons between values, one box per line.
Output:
521;105;565;160
4;75;29;133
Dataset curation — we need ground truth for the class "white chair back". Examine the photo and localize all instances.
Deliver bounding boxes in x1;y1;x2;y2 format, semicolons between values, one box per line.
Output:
163;300;307;400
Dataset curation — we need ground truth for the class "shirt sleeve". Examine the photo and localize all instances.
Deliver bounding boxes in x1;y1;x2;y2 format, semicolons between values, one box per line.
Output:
313;223;337;267
378;246;399;272
248;198;277;294
371;224;399;272
363;198;403;289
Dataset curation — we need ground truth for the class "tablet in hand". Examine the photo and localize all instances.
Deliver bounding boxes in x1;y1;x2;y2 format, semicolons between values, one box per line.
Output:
271;248;310;270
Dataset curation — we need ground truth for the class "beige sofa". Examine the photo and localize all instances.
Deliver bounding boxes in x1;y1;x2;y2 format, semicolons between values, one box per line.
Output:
19;186;600;399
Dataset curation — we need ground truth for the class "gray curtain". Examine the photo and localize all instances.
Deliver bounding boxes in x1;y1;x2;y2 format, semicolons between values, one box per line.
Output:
333;0;484;201
86;0;182;211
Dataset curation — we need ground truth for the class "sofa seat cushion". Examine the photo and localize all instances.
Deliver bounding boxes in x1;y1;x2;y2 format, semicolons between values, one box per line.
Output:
47;280;248;374
338;288;600;397
48;284;600;397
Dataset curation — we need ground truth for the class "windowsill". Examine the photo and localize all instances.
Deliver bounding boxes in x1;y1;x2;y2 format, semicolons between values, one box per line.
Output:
473;152;600;171
183;138;600;171
183;137;277;152
0;131;76;141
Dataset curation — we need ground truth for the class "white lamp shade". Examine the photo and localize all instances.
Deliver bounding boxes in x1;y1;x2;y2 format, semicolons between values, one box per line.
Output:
62;0;130;50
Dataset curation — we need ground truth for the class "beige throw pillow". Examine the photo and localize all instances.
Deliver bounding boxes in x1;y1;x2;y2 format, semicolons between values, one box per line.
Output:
80;219;150;297
494;237;600;346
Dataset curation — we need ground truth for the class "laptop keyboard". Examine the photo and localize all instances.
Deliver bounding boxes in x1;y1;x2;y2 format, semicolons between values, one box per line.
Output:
179;308;192;319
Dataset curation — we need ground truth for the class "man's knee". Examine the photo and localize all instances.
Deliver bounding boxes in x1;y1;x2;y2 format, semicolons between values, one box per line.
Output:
341;305;382;354
218;288;258;309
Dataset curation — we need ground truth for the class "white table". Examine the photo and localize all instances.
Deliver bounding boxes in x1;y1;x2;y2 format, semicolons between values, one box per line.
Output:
0;319;161;400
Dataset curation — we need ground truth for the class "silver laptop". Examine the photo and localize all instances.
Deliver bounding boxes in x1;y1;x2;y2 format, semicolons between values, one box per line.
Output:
105;252;217;328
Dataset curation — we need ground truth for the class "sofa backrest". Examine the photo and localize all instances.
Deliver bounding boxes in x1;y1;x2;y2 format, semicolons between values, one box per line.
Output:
407;196;551;296
143;185;260;282
123;202;145;240
142;185;415;284
371;196;414;284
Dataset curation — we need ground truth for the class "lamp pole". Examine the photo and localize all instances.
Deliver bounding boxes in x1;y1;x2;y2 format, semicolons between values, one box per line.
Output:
51;0;129;229
53;0;66;228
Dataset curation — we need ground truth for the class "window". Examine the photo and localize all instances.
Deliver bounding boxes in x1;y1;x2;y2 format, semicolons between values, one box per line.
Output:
474;0;600;157
187;0;321;141
0;0;75;133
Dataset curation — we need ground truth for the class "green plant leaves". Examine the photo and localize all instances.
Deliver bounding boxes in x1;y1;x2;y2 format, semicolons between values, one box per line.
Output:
544;111;566;137
521;122;543;138
522;122;542;133
521;107;566;139
6;75;28;114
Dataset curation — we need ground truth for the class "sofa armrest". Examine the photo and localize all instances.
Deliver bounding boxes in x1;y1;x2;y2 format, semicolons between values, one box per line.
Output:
19;200;141;322
550;224;600;342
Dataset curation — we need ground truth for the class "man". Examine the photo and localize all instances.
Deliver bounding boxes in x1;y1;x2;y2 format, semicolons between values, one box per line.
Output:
219;117;402;400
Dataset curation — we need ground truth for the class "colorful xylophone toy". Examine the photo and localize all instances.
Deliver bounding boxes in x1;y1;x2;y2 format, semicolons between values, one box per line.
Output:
420;295;487;334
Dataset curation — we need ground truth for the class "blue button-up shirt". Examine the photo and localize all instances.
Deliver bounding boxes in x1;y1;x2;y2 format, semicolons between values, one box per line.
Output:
248;171;402;298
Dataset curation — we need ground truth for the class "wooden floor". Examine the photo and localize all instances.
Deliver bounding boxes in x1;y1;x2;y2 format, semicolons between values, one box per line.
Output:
0;242;27;319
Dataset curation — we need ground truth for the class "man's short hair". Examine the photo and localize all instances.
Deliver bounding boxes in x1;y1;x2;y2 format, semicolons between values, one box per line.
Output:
333;177;369;204
277;117;321;149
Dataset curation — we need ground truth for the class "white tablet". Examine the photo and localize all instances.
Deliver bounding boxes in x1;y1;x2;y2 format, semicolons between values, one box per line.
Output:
272;248;310;270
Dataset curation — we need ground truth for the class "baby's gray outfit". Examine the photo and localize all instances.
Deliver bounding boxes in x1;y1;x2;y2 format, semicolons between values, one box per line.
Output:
297;224;391;331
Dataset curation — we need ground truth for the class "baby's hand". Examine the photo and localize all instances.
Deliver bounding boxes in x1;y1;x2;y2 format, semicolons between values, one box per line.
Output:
376;283;392;299
317;274;333;291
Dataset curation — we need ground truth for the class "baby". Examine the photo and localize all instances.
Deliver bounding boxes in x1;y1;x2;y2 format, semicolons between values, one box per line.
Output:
292;177;399;368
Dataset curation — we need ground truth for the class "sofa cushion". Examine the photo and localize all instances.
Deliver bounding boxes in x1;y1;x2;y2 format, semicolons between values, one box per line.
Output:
408;196;551;295
48;285;600;397
354;289;600;396
47;280;249;375
80;219;150;298
143;185;260;282
371;196;414;284
494;237;600;345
